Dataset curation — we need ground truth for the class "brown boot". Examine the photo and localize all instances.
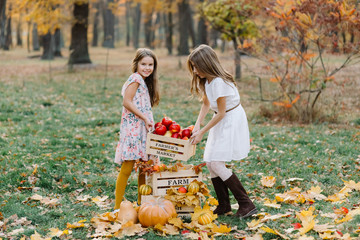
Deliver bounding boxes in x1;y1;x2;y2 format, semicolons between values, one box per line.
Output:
211;177;232;215
224;173;257;218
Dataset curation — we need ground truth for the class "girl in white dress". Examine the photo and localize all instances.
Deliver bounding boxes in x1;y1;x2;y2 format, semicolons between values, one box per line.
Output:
187;44;257;218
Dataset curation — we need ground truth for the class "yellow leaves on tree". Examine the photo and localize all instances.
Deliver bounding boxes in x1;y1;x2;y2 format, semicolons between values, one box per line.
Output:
20;0;69;35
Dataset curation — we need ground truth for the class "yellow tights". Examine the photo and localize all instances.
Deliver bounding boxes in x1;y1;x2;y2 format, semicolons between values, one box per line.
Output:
114;160;146;209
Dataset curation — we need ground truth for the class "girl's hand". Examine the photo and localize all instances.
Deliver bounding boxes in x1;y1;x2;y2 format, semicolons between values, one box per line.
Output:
190;130;204;145
144;119;153;132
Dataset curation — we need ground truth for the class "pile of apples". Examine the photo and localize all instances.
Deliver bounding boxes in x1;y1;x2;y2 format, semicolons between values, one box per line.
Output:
153;117;194;140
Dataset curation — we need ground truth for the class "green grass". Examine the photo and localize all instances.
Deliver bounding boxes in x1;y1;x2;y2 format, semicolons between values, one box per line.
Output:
0;50;359;239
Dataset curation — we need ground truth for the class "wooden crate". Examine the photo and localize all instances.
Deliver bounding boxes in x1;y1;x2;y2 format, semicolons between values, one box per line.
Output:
145;166;203;196
140;165;203;216
146;133;196;161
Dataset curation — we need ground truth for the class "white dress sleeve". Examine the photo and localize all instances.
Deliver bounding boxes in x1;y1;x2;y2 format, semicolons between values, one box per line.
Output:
210;78;236;100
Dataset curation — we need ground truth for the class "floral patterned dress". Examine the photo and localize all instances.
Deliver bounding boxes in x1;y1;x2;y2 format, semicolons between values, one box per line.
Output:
114;73;154;165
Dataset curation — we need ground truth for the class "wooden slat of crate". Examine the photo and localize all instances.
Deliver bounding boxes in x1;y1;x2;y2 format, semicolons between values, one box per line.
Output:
141;195;195;217
146;169;203;196
146;133;196;161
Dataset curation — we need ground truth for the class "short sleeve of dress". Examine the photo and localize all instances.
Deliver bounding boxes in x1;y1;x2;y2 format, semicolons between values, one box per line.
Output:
210;78;236;101
121;73;143;96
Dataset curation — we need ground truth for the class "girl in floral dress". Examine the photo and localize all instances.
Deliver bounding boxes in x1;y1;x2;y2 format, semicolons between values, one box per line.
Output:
114;48;160;209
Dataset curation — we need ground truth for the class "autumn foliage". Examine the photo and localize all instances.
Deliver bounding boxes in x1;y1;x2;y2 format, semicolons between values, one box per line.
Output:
249;0;360;122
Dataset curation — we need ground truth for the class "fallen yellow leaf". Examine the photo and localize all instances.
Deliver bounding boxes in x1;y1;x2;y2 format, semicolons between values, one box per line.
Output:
261;176;276;188
212;224;231;233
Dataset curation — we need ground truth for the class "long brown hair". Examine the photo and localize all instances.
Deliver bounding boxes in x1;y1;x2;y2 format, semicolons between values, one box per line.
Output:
187;44;235;97
132;48;160;106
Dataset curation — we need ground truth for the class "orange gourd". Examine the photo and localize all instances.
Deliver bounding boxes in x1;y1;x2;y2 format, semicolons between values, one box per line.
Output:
138;198;177;227
139;184;152;195
117;199;138;223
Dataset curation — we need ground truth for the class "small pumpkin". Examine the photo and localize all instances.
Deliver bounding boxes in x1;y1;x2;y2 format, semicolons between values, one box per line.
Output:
187;181;200;194
117;199;138;223
138;197;177;227
198;212;213;225
139;184;152;195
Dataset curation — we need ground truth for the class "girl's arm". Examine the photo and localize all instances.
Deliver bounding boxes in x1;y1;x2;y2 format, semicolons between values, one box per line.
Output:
190;96;226;145
123;82;153;131
193;95;210;133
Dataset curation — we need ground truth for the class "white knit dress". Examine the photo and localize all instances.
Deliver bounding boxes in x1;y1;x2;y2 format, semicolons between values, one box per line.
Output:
203;77;250;162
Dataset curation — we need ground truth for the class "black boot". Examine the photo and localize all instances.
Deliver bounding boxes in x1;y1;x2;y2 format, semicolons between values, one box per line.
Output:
211;177;232;215
224;173;257;218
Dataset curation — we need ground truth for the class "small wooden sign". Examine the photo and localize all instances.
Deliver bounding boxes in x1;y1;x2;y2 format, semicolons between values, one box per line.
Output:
146;133;196;161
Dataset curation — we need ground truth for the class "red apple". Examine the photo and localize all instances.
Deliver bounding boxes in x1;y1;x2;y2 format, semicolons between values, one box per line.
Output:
171;132;181;138
162;117;173;129
182;136;189;140
154;125;167;135
178;186;187;193
181;128;192;138
187;125;194;131
169;122;181;133
154;122;163;129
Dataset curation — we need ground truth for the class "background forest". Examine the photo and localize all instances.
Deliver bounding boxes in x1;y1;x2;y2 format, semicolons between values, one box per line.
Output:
0;0;360;239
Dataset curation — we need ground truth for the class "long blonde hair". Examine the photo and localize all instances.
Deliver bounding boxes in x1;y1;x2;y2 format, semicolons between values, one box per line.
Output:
187;44;235;97
132;48;160;107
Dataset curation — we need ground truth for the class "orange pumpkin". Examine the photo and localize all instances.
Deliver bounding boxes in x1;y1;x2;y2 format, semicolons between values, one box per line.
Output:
198;212;213;225
187;181;200;194
139;184;152;195
138;198;177;227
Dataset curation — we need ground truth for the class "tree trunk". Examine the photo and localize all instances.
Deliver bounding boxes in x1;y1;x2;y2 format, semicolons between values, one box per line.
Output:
163;3;173;55
68;2;91;65
132;3;141;49
210;28;219;49
152;13;160;48
4;12;11;50
125;0;131;46
144;10;154;48
16;14;22;46
26;20;30;52
53;28;62;57
197;0;207;45
41;32;54;60
0;0;6;49
102;0;115;48
232;38;241;80
115;15;120;43
178;0;190;55
187;5;195;48
197;17;207;45
92;1;100;47
32;23;40;51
